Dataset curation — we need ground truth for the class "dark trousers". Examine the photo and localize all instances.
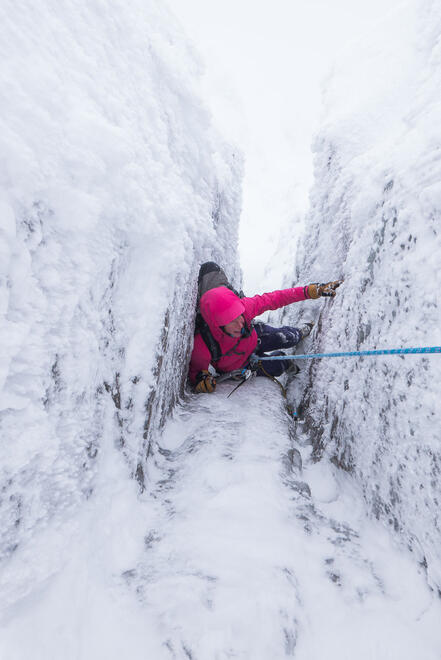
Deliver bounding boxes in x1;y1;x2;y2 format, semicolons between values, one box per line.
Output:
253;323;302;377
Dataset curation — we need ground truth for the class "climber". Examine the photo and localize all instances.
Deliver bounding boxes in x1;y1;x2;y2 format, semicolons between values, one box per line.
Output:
189;280;342;393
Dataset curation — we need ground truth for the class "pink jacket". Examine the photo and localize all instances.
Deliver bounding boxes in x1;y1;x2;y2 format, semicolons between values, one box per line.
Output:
189;285;310;383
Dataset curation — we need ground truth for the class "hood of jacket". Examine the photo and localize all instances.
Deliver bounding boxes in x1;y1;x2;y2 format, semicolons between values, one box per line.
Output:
199;286;245;340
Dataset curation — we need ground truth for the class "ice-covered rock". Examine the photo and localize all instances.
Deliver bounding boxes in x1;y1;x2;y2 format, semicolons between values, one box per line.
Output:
0;0;242;566
283;0;441;591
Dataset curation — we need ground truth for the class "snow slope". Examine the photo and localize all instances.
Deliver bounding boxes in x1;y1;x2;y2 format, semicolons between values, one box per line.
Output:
0;0;241;583
280;0;441;591
2;379;440;659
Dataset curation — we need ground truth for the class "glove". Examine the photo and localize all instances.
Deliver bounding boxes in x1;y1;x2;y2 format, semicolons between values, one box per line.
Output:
307;280;342;299
195;370;217;394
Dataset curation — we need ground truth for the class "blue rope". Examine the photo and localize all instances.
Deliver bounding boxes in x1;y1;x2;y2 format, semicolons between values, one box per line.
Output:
251;346;441;363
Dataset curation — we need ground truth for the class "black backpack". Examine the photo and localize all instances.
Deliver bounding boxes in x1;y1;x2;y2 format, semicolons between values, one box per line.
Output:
195;262;244;363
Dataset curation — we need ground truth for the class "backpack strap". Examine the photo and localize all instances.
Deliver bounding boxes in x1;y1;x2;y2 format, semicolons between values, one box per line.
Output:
197;315;222;362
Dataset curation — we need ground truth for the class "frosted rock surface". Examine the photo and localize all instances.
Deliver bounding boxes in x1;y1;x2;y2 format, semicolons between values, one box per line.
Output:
282;0;441;591
0;0;241;567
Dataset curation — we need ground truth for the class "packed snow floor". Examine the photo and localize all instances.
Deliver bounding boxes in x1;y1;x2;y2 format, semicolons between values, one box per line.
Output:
1;379;440;660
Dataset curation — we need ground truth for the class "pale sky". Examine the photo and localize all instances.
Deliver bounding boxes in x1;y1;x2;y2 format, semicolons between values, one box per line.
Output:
166;0;406;291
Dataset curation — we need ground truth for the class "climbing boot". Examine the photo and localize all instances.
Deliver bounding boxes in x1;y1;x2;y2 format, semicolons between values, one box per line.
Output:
300;321;314;339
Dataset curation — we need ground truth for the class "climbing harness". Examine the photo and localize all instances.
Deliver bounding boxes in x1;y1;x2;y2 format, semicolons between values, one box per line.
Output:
249;345;441;364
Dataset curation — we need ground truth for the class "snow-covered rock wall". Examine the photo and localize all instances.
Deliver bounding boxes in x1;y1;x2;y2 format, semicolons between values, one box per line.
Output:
281;0;441;591
0;0;241;565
